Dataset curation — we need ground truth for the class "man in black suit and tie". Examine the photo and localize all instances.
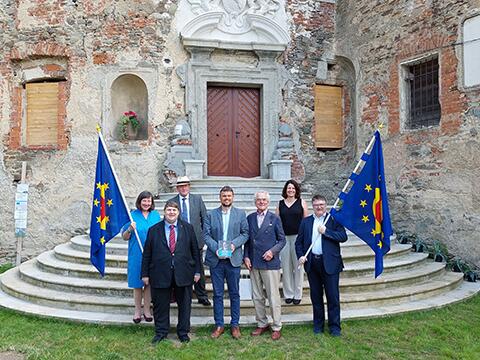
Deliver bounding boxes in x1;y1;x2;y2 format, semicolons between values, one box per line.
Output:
168;176;210;306
141;201;201;344
295;195;347;336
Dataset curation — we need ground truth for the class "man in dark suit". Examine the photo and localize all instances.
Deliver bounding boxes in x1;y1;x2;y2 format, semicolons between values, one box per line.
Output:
204;185;249;340
168;176;210;306
295;194;347;336
141;201;201;344
244;191;286;340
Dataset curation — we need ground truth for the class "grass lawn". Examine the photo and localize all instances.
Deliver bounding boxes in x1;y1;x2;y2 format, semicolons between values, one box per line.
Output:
0;261;479;360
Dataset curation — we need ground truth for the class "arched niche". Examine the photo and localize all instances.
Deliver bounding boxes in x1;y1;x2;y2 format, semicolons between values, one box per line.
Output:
110;74;148;141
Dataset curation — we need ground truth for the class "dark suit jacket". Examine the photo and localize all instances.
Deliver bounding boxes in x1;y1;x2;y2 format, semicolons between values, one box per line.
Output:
295;214;347;274
169;193;207;249
141;219;201;288
244;211;286;270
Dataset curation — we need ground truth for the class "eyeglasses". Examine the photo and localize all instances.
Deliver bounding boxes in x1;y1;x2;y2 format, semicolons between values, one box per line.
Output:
312;203;326;207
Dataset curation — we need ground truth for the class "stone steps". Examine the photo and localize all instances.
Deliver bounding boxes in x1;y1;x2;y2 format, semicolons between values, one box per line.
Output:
0;262;465;316
1;176;479;326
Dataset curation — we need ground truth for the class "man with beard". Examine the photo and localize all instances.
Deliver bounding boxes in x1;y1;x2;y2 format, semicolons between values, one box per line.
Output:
204;186;249;339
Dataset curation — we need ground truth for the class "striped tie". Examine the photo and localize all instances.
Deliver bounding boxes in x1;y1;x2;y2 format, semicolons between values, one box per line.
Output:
169;224;176;254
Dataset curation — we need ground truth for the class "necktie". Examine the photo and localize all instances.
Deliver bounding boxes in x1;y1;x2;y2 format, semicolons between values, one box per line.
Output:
169;224;176;254
181;197;188;222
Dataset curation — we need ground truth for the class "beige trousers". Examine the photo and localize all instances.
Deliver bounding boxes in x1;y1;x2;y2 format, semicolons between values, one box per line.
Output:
250;268;282;331
281;234;304;300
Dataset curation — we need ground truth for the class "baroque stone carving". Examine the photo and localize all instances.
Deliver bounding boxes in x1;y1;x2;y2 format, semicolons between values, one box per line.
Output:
187;0;281;33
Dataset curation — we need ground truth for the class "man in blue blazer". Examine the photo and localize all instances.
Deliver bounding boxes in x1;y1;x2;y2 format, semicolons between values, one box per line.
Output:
244;191;286;340
141;201;201;344
204;186;249;339
168;176;210;306
295;194;347;336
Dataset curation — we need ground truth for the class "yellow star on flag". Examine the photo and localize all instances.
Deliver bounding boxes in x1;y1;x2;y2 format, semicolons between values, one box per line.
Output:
100;236;105;245
360;200;367;207
106;199;113;207
365;184;372;192
377;240;383;249
93;199;99;207
362;215;369;223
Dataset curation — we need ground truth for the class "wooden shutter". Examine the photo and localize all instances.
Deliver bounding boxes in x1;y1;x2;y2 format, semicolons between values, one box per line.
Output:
314;85;344;149
26;82;59;146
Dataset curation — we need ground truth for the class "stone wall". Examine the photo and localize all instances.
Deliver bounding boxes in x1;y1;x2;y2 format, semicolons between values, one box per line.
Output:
336;0;480;266
0;0;185;263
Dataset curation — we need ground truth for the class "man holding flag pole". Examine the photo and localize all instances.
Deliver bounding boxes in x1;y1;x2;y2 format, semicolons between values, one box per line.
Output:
89;125;142;276
296;129;393;336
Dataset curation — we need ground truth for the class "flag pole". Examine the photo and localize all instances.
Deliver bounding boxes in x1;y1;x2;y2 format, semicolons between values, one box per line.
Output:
96;125;144;253
300;131;379;264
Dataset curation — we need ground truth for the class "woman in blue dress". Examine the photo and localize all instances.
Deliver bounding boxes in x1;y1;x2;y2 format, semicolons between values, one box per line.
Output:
122;191;161;323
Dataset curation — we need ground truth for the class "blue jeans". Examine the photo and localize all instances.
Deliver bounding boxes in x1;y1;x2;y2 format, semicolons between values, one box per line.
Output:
210;259;241;327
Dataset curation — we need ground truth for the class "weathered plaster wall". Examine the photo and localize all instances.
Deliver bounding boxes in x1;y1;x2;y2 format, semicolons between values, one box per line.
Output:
336;0;480;266
0;0;185;263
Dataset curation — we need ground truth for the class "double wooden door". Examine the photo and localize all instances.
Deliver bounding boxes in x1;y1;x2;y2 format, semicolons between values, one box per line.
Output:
207;86;260;177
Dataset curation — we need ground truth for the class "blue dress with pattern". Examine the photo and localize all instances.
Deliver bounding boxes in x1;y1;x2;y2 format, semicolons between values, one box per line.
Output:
123;209;161;288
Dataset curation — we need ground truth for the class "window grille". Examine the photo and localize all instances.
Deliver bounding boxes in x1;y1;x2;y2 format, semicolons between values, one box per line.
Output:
407;58;440;129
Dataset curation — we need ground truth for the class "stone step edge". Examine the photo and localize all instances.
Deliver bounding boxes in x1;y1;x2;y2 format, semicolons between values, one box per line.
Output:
0;282;478;327
38;250;431;282
7;263;464;305
24;256;448;292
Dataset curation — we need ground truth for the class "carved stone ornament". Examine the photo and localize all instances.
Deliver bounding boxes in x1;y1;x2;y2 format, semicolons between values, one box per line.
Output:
180;0;288;49
187;0;281;33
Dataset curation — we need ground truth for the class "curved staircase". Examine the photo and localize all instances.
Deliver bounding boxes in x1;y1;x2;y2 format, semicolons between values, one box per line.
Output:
0;178;479;325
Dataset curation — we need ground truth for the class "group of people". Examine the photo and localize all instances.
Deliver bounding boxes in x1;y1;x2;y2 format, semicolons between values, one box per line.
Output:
121;177;348;344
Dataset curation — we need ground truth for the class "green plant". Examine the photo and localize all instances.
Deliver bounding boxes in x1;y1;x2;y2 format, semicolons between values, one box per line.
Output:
431;240;448;263
0;263;13;274
412;238;428;253
118;110;139;140
448;258;478;282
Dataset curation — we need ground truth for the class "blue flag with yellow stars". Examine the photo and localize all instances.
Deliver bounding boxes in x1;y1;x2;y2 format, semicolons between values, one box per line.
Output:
330;131;392;278
89;136;130;276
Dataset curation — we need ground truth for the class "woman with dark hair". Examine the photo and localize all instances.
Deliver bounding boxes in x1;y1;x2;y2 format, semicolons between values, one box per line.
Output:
122;191;161;323
276;180;308;305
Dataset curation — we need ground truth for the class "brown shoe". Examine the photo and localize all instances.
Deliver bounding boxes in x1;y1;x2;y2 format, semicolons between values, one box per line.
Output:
271;330;282;340
211;326;225;339
231;326;241;339
251;326;270;336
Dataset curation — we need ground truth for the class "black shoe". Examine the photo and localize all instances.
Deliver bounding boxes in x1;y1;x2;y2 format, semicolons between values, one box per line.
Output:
198;298;211;306
285;298;293;304
151;335;167;345
292;299;301;305
179;335;190;343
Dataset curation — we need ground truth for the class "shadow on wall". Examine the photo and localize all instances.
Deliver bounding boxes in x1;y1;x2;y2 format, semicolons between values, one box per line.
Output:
110;74;148;141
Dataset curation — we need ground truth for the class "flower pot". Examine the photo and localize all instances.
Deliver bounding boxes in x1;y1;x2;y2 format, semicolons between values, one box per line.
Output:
125;123;138;140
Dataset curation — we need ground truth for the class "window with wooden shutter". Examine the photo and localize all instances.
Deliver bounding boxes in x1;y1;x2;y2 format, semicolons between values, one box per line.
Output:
314;85;344;149
26;82;59;146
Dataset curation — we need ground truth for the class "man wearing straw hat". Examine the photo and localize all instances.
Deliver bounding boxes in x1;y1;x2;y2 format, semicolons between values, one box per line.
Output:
169;176;210;306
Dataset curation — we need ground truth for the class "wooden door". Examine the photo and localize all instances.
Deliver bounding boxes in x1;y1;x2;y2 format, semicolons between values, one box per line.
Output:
207;86;260;177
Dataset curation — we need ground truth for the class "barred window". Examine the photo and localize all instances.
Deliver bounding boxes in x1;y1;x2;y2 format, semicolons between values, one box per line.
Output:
406;58;441;129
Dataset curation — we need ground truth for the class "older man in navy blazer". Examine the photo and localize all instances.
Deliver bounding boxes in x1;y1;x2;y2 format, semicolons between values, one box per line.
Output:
204;185;249;339
295;194;347;336
244;191;286;340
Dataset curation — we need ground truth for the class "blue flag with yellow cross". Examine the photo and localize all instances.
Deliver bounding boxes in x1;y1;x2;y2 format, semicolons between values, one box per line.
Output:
330;130;392;278
89;135;130;276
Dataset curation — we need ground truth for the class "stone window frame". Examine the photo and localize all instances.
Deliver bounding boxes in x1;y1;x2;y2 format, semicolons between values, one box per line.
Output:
461;13;480;89
10;60;70;151
399;52;441;132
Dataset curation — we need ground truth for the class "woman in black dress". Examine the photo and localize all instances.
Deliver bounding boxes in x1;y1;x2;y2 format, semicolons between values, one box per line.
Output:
276;180;309;305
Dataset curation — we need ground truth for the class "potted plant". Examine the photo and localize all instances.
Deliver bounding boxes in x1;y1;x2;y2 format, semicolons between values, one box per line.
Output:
431;240;448;262
119;111;139;140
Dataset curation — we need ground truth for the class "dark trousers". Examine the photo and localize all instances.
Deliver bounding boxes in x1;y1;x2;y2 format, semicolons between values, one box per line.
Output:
306;255;341;333
194;249;208;301
151;274;192;338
